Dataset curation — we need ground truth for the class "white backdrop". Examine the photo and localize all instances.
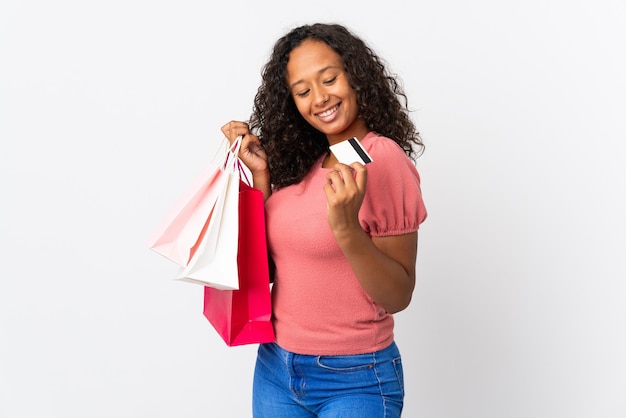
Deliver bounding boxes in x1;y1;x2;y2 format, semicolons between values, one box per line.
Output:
1;0;625;417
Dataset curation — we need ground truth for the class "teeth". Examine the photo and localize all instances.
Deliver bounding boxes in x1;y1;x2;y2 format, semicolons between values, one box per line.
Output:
318;105;338;118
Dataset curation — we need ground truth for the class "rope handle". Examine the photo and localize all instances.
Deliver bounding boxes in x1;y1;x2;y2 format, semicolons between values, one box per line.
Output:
220;135;252;186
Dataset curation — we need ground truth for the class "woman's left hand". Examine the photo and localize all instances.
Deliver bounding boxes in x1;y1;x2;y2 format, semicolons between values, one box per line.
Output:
323;162;367;238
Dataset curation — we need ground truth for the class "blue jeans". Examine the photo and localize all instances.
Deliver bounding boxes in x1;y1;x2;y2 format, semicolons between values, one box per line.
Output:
252;341;405;417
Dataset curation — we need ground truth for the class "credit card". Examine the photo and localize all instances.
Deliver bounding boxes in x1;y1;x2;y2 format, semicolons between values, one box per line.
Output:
329;137;373;165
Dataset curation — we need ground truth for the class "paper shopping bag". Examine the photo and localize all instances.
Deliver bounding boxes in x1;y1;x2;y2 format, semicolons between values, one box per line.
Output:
175;170;241;289
203;180;275;346
146;137;242;270
146;163;228;267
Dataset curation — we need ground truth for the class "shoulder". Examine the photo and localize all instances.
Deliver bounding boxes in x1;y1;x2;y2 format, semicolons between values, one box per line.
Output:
358;132;427;235
360;132;419;178
361;132;409;159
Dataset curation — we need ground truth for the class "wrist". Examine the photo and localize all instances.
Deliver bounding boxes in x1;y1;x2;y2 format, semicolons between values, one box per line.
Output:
332;223;368;249
251;168;272;201
251;168;270;187
251;167;270;178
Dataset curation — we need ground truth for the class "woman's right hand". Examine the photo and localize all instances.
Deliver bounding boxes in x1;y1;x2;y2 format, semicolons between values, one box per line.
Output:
221;121;268;175
221;121;272;200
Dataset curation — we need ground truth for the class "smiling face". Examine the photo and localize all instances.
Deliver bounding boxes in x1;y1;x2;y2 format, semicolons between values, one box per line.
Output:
286;39;369;146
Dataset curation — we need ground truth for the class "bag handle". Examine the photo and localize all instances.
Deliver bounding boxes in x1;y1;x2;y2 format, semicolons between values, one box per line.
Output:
221;136;252;186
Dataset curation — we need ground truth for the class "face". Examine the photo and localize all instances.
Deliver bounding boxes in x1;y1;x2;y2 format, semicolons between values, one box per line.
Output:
286;39;368;145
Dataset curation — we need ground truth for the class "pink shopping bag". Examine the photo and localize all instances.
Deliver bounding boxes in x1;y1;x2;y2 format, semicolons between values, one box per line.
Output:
203;180;275;346
146;163;228;267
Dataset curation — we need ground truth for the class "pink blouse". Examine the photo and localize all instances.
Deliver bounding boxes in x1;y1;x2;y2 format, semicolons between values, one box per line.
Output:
265;132;427;355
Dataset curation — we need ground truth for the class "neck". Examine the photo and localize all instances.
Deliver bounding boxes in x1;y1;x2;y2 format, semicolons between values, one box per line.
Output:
322;152;339;168
325;120;369;146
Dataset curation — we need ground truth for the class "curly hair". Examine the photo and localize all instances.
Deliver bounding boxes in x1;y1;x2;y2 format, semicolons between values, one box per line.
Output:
249;23;424;189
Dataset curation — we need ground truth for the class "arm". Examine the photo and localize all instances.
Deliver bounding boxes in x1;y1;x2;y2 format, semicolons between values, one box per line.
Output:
324;163;418;314
337;229;417;314
249;167;272;202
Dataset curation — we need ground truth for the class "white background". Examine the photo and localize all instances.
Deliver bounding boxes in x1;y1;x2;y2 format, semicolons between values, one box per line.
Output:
1;0;625;417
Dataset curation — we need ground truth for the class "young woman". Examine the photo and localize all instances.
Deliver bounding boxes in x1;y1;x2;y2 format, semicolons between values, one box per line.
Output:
221;23;427;417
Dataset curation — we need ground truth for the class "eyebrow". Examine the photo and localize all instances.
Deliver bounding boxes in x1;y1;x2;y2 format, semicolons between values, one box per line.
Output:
289;65;341;91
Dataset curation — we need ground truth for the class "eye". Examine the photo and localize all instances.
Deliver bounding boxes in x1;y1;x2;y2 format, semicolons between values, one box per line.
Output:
323;76;337;85
295;89;310;98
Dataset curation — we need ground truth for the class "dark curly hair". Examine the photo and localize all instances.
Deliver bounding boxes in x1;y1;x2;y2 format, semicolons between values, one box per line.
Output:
249;23;424;189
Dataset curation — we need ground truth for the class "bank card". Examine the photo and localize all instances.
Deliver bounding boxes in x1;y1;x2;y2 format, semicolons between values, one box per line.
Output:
329;137;373;165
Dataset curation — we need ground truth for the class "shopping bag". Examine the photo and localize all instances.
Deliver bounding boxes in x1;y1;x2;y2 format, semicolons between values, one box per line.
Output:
175;135;258;289
146;164;228;267
203;180;275;346
175;169;241;289
146;139;235;267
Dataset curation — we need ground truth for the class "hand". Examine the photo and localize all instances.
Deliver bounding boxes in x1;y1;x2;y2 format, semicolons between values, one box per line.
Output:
221;121;268;175
323;162;368;238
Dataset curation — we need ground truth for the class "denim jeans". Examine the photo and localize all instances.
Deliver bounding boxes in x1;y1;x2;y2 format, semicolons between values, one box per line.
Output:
252;341;405;417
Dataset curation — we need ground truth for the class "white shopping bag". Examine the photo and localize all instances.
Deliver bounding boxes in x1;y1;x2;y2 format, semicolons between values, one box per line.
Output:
175;169;241;290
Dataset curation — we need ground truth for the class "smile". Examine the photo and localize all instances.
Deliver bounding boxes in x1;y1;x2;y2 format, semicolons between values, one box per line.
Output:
316;104;339;118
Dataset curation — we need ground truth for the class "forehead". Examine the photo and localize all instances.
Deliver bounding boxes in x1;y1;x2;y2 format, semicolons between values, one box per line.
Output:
286;39;343;80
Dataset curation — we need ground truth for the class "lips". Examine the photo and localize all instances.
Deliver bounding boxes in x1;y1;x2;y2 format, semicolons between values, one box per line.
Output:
316;104;339;119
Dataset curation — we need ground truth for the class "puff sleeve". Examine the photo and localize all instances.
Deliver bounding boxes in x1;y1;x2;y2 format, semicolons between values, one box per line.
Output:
358;134;427;237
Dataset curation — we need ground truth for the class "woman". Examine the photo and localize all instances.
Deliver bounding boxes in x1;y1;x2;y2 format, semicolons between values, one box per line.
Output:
222;23;427;417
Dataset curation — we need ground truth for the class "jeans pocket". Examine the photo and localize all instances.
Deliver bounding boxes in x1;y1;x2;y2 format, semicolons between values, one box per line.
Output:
392;356;405;395
316;354;374;373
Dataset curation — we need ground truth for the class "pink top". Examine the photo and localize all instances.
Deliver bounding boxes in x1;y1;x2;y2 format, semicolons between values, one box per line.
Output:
265;132;427;355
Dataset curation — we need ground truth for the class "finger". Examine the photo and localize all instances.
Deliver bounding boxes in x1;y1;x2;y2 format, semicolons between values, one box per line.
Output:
220;121;250;142
325;169;345;192
245;136;264;155
240;133;260;149
330;163;357;186
220;121;239;137
349;162;367;192
221;120;248;132
323;182;336;199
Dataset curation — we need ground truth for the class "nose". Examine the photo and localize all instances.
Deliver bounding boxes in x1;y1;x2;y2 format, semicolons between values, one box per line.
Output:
313;87;329;106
